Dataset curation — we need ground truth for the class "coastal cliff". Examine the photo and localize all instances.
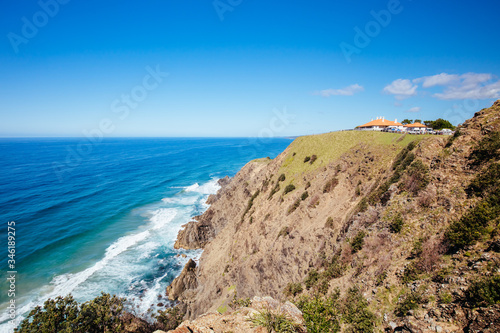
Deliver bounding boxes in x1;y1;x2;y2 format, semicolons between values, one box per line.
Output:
167;100;500;332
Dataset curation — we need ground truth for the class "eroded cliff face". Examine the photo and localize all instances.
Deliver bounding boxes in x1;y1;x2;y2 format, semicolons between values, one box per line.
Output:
171;131;421;318
168;100;500;332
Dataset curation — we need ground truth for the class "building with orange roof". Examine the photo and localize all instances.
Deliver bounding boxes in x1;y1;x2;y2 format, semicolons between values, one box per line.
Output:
356;117;404;131
403;122;428;133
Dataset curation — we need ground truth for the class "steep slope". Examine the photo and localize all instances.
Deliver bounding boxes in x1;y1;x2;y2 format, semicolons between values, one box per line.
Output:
168;100;500;332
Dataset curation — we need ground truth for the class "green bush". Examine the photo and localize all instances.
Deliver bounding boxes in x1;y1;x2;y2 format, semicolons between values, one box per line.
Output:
268;183;280;200
304;156;311;163
16;293;125;333
250;309;301;333
155;306;185;331
392;141;417;170
284;283;303;297
277;226;290;239
284;184;296;195
466;163;500;197
278;173;286;182
343;287;376;333
322;254;344;280
395;291;423;316
301;191;309;201
375;271;387;286
466;275;500;307
242;190;260;221
351;231;366;253
445;193;500;248
390;214;404;233
310;155;318;164
297;293;341;333
355;185;361;196
470;131;500;165
439;291;453;304
288;199;301;214
305;269;320;290
401;263;422;284
325;217;334;229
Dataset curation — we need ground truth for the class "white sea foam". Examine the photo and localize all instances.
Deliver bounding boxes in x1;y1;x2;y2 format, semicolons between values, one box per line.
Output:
184;183;200;192
161;196;198;206
150;208;177;230
50;230;151;297
185;178;220;195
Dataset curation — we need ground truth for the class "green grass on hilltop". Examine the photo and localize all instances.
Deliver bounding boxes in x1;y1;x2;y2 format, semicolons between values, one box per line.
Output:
278;131;426;185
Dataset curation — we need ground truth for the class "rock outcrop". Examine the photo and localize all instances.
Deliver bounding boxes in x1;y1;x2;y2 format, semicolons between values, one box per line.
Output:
166;259;197;301
167;296;305;333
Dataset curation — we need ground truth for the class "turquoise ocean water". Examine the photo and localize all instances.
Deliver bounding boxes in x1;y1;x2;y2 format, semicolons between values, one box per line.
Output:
0;137;292;329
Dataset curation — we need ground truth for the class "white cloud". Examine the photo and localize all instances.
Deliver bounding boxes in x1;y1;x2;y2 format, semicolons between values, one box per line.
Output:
414;73;460;88
431;73;499;100
315;84;364;97
434;80;500;100
406;106;421;113
383;79;418;100
387;72;500;100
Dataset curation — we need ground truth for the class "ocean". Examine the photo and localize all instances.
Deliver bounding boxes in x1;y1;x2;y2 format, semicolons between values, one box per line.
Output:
0;137;292;329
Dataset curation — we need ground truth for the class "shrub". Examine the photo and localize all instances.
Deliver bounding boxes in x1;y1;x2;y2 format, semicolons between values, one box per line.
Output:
277;226;290;239
305;181;311;189
439;291;453;304
301;191;309;201
355;185;361;196
297;293;341;333
466;275;500;307
250;309;300;333
445;193;500;248
278;173;286;182
16;293;126;333
466;163;500;197
389;214;404;233
323;177;339;193
322;254;345;280
284;283;303;297
268;183;280;199
284;184;296;195
305;269;320;289
470;131;500;165
375;271;387;286
310;155;318;164
403;160;430;195
401;263;422;283
325;217;334;229
395;291;423;316
242;190;260;221
304;156;311;163
392;141;417;170
351;231;366;253
230;293;252;308
288;199;301;214
357;197;368;213
155;306;185;331
343;287;376;333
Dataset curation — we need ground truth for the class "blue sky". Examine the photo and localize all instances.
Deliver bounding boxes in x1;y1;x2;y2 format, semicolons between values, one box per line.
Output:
1;0;499;137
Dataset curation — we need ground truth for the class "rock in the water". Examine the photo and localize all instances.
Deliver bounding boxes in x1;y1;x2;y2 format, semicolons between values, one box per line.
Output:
166;259;198;301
